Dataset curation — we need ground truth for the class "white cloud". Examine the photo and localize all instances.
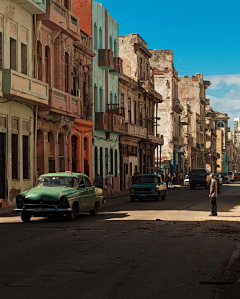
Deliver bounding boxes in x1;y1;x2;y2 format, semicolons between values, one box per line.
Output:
205;74;240;90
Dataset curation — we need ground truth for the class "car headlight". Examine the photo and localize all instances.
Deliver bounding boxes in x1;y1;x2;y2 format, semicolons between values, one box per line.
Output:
60;196;69;207
16;195;24;203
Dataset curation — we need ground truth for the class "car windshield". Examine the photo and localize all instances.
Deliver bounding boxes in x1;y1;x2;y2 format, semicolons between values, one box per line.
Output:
190;170;206;176
37;176;79;188
227;172;233;175
135;176;159;184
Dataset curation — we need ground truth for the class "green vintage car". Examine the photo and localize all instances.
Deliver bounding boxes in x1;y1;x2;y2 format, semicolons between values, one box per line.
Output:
15;172;103;222
130;174;167;202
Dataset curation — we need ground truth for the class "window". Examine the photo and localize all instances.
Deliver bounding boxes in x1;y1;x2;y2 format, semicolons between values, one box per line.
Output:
146;63;149;80
12;134;18;179
110;92;113;104
84;177;92;187
105;148;109;177
64;52;69;93
121;94;124;109
94;24;97;50
23;136;29;179
110;148;113;174
140;58;143;80
21;43;27;75
99;87;103;112
10;38;17;71
217;121;224;128
114;39;117;56
128;98;131;123
100;147;103;180
115;149;118;177
99;28;102;49
109;36;113;51
0;32;2;69
71;135;77;172
37;41;42;80
45;46;50;84
72;67;79;96
134;101;137;125
114;94;117;104
64;0;69;9
130;162;132;176
84;137;87;150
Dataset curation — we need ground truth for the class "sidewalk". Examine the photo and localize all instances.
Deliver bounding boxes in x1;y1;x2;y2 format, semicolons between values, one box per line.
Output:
0;206;18;217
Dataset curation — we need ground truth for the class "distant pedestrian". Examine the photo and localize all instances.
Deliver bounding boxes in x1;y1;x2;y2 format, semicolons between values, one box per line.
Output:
131;173;137;185
209;173;218;216
179;172;183;186
93;174;103;189
106;172;114;195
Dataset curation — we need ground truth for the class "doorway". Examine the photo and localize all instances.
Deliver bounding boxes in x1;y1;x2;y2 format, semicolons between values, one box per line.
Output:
0;133;6;199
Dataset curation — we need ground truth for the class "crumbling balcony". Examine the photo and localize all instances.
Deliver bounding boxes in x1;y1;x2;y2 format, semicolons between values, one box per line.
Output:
37;0;80;40
110;57;123;75
149;134;164;145
108;114;125;134
125;123;147;139
98;49;114;70
13;0;46;14
95;112;109;131
2;69;48;106
106;104;125;117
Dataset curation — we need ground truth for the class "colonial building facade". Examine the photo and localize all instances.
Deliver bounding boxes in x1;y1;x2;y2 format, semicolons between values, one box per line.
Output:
118;34;163;190
0;0;48;207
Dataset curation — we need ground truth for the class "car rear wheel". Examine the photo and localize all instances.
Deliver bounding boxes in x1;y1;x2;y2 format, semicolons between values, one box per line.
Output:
90;202;98;216
21;212;31;222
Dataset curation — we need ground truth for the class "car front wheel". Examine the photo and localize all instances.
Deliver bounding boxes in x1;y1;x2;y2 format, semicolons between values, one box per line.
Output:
90;202;98;216
21;212;31;222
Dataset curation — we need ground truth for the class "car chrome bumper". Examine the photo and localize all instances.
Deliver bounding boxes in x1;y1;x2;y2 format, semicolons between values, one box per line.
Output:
15;207;72;213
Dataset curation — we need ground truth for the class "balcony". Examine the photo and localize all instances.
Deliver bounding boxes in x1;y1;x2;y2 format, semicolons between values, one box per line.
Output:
13;0;46;14
110;57;123;75
108;114;125;134
95;112;109;131
173;136;184;147
180;115;189;125
125;123;147;139
149;134;164;145
106;104;125;117
37;0;80;40
172;99;183;113
2;69;48;106
139;80;154;92
98;49;114;70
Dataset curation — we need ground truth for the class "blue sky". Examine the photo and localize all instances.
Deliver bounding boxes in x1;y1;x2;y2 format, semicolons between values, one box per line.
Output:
99;0;240;127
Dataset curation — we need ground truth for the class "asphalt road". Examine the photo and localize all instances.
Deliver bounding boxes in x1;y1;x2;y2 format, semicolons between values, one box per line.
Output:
1;183;240;299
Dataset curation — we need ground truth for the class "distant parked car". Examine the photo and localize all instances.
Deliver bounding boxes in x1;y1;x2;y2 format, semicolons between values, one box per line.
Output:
184;175;190;187
130;174;167;202
227;171;234;182
219;172;230;184
15;172;103;222
234;172;240;181
189;169;210;189
214;173;223;186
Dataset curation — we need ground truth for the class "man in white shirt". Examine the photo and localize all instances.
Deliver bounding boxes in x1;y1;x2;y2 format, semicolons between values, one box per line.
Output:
209;173;218;216
106;172;114;195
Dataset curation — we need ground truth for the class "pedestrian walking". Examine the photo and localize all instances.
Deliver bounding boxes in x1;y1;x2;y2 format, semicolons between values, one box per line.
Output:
179;172;183;186
93;174;103;189
209;173;218;216
106;172;114;195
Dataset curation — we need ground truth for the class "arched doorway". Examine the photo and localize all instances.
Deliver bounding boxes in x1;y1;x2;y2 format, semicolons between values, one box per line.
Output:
48;131;55;173
37;130;44;175
58;133;64;172
71;135;78;172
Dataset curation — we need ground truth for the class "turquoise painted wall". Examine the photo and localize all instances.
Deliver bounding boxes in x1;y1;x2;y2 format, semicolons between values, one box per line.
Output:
92;1;120;182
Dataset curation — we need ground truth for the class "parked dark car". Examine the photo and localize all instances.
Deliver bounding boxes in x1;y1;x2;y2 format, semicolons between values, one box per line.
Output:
227;171;234;182
214;173;223;186
234;172;240;181
189;169;210;189
219;172;230;184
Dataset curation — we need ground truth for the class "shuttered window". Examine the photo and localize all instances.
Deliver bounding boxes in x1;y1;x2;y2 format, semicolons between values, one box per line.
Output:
23;136;29;179
12;134;18;179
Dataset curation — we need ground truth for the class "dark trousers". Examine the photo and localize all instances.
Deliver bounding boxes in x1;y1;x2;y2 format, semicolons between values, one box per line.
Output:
210;197;217;215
